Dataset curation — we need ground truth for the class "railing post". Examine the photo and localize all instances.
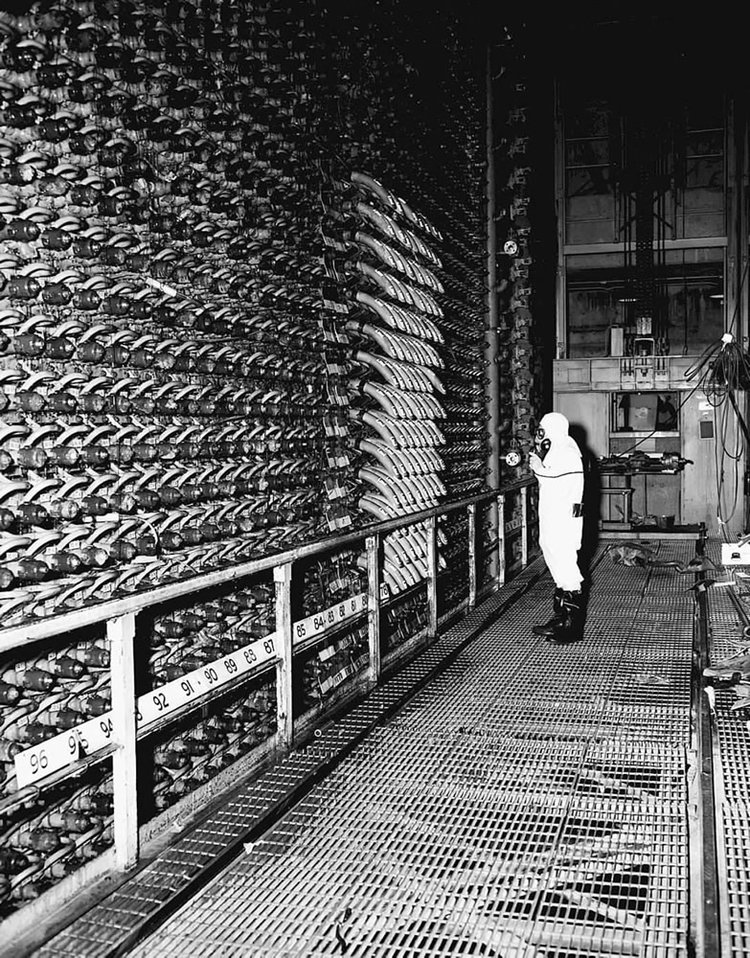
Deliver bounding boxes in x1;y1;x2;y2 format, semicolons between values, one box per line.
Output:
497;493;506;588
467;503;477;609
109;613;139;870
520;484;529;568
274;561;294;749
366;534;381;684
426;515;439;636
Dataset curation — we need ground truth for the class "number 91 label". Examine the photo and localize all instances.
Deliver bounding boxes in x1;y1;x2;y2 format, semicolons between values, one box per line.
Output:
15;633;279;789
14;592;367;789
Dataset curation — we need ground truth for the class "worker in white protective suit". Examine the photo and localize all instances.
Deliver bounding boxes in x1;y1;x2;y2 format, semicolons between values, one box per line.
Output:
528;412;586;644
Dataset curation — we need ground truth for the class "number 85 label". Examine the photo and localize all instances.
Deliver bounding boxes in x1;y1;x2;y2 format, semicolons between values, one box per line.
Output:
15;596;364;788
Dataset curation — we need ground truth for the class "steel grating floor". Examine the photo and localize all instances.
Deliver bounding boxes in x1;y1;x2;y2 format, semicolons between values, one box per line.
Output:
703;540;750;958
113;539;699;958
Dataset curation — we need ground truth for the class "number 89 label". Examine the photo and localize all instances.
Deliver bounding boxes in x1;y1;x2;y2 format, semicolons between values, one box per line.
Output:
15;595;366;789
15;634;279;788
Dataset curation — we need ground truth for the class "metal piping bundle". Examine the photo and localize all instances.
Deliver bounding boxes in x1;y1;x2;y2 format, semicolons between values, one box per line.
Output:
0;0;491;926
321;172;448;595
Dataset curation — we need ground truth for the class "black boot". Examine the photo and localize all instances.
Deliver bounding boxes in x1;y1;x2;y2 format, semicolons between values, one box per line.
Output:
532;588;565;636
546;590;584;645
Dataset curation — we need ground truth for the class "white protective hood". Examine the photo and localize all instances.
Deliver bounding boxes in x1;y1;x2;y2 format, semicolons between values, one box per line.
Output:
531;412;584;502
538;412;581;467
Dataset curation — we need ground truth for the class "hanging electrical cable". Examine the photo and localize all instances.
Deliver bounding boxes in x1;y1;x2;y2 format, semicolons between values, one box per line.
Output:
684;324;750;538
686;332;750;404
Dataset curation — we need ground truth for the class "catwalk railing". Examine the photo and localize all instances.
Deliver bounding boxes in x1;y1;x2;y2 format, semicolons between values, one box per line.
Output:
0;478;535;920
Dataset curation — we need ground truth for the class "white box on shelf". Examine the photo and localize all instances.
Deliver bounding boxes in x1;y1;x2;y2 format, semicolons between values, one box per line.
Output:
721;542;750;565
610;326;624;356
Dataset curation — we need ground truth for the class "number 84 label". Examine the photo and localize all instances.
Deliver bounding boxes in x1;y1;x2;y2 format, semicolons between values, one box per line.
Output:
294;592;367;641
15;593;366;789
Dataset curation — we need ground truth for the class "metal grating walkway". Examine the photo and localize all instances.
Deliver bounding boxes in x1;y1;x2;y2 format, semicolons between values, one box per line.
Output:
703;541;750;958
113;540;699;958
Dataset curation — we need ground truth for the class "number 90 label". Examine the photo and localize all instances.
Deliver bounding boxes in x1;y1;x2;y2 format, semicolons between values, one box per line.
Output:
14;592;367;789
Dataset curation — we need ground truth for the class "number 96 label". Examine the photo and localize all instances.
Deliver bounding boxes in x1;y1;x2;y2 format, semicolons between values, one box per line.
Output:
14;592;366;789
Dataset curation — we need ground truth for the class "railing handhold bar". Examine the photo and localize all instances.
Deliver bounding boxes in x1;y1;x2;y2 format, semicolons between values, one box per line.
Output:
0;483;534;653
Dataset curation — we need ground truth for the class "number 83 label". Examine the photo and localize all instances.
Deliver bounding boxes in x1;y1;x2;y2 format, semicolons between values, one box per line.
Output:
15;593;366;789
136;634;277;727
15;633;278;789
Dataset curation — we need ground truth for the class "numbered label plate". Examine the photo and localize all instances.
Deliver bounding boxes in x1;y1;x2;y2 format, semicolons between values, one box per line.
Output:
15;632;278;789
135;633;279;729
293;592;367;645
15;593;368;789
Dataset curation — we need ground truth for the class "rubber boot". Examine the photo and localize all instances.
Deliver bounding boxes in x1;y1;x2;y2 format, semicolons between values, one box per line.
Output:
546;590;584;645
532;588;565;636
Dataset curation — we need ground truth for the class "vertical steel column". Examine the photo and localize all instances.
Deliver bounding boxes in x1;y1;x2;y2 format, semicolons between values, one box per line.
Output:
274;562;294;749
520;484;528;567
109;613;138;870
553;82;567;359
366;534;381;684
742;102;750;532
467;503;477;609
728;96;750;531
426;516;439;637
726;96;738;353
485;45;500;580
496;493;506;587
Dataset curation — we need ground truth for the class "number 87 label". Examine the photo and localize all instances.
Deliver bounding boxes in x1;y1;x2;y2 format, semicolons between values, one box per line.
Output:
15;634;279;789
14;593;366;789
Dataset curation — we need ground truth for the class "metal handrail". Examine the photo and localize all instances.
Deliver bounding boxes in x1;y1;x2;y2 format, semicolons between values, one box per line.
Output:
1;477;537;879
0;478;534;652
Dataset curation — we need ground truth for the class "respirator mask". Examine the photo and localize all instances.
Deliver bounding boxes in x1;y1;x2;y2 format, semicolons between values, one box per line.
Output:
534;425;551;460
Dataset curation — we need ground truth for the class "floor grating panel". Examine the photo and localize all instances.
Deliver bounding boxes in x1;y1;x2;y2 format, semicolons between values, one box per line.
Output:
108;541;699;958
705;573;750;958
